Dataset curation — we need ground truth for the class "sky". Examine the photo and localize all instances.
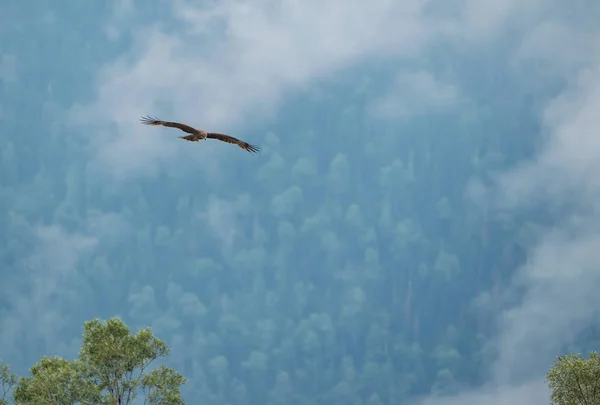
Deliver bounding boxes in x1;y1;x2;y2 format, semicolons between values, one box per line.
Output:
2;0;600;404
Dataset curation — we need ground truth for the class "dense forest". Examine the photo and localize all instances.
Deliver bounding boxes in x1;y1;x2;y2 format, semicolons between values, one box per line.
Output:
2;2;600;405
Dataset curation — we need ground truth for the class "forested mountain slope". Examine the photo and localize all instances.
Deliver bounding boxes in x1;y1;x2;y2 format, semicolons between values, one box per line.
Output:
1;2;599;405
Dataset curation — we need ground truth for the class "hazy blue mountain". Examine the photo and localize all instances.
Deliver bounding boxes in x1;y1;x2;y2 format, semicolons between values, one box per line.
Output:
1;1;600;404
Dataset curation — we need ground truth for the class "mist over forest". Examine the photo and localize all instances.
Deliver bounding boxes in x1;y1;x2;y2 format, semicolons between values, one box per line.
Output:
1;1;600;404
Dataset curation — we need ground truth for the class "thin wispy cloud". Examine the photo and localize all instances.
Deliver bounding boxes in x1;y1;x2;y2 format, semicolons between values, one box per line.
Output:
368;71;465;120
499;57;600;208
105;0;135;40
6;0;596;403
69;0;536;180
65;0;522;273
513;21;600;77
491;52;600;382
422;10;600;405
492;224;600;384
0;226;97;368
417;380;548;405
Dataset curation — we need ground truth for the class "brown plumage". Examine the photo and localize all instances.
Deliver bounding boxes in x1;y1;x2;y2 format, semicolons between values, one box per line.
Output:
140;115;260;153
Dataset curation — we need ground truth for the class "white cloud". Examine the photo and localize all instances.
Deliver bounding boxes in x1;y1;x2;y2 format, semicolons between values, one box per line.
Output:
416;380;548;405
368;71;465;119
58;0;600;403
456;0;543;42
0;226;97;367
70;0;536;180
513;20;600;79
491;224;600;383
490;53;600;382
105;0;135;40
202;194;239;253
498;57;600;209
424;19;600;405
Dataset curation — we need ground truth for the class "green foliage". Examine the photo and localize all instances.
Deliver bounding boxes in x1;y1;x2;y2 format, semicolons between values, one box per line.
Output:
13;357;100;405
141;366;186;405
546;352;600;405
13;318;186;405
0;361;17;405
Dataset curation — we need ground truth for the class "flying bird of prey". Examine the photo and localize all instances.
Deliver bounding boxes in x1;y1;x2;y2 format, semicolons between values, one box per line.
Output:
140;115;260;153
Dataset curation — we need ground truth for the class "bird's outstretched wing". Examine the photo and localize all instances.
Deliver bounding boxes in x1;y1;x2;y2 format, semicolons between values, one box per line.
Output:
140;115;199;135
207;132;260;153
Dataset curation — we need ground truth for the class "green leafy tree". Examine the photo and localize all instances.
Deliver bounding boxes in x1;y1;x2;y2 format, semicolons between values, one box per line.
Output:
546;352;600;405
13;356;100;405
13;317;186;405
0;361;17;405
